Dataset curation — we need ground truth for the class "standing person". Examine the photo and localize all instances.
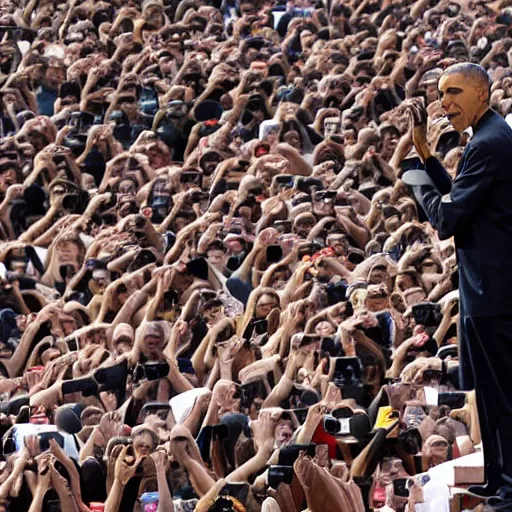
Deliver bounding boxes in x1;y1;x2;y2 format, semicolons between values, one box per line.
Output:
405;62;512;505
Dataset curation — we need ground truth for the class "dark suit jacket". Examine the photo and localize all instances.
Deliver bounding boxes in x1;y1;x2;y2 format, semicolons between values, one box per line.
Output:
412;109;512;316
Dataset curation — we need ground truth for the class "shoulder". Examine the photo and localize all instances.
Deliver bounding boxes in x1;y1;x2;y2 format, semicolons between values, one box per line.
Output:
474;110;512;147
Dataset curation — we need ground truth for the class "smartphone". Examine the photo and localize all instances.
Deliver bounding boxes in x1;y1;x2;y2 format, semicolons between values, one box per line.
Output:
299;334;320;348
437;392;466;409
252;319;268;336
211;423;229;440
220;482;250;504
216;324;235;343
400;156;425;173
274;220;292;233
38;431;65;452
278;444;315;466
331;357;363;387
393;478;410;498
268;465;294;488
67;338;79;352
61;376;98;397
313;190;337;202
140;402;172;419
94;359;129;392
298;242;321;259
273;174;295;190
335;196;350;206
133;362;170;382
412;303;441;328
295;177;325;194
266;245;283;263
180;172;203;186
436;344;458;360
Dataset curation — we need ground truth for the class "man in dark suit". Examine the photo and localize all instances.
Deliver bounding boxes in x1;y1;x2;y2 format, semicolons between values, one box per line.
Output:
405;63;512;505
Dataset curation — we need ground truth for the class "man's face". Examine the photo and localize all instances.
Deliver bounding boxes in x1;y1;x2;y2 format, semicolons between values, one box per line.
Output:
439;72;487;132
44;66;65;91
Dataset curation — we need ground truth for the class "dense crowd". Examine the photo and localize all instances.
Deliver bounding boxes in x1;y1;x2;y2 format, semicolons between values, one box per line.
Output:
0;0;510;510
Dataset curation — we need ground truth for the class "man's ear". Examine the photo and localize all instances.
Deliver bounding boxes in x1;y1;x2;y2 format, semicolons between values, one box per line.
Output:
477;84;490;104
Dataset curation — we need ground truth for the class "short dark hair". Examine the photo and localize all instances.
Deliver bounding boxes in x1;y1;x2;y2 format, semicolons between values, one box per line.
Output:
443;63;491;101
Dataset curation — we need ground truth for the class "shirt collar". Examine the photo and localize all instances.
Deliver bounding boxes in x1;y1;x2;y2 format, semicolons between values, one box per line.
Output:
473;107;493;133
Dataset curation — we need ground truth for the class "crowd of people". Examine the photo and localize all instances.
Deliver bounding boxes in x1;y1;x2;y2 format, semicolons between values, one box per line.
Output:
0;0;510;510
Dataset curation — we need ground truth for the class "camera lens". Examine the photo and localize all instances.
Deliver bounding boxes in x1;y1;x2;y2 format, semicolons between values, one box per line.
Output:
324;416;340;434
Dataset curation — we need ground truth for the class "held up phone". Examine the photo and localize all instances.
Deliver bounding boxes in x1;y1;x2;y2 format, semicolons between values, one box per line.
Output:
313;190;337;202
94;359;129;393
400;156;424;173
190;190;209;203
393;478;410;498
180;171;203;186
211;423;229;440
278;444;315;466
299;334;320;348
38;431;65;452
266;245;283;263
140;402;172;418
412;303;441;328
274;220;292;233
252;319;268;336
61;376;99;397
436;344;458;360
324;412;371;439
438;392;466;409
216;323;236;343
331;357;364;398
133;362;170;383
295;177;325;194
220;482;250;504
67;337;79;352
297;242;322;259
268;465;294;488
273;174;295;190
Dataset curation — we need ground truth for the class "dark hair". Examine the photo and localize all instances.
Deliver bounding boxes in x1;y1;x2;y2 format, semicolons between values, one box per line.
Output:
443;63;491;101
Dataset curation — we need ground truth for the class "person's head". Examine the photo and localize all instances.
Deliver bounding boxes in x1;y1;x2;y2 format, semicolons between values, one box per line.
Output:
206;241;227;271
141;322;165;358
202;298;224;325
131;426;158;457
439;63;491;132
368;264;389;286
0;160;18;195
43;59;66;91
81;406;104;427
378;125;400;159
274;415;294;447
113;323;134;355
254;291;280;319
